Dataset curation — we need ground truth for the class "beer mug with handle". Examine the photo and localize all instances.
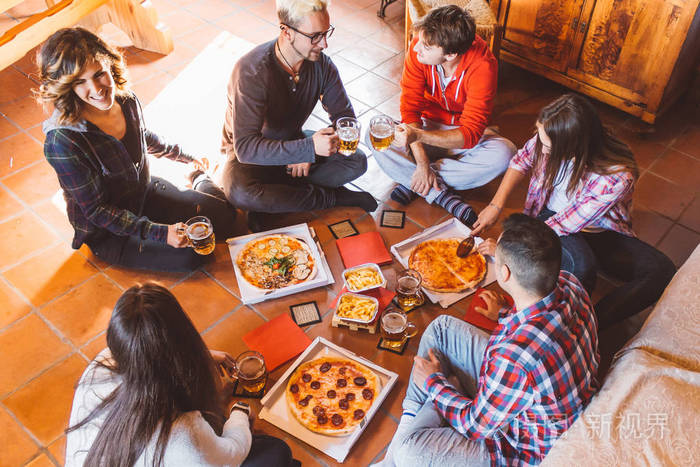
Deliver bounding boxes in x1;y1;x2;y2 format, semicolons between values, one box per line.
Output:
232;350;267;393
380;308;417;349
178;216;215;255
396;269;425;312
369;115;395;152
337;117;361;156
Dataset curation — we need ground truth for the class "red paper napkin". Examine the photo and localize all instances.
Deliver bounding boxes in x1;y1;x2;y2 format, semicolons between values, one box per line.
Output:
463;288;513;332
330;286;396;312
336;231;392;268
242;314;311;371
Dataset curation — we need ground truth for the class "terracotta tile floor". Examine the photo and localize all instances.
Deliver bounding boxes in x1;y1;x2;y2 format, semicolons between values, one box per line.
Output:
2;0;700;465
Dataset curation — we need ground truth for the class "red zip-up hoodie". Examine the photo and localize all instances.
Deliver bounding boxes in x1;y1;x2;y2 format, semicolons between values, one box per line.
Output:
400;35;498;149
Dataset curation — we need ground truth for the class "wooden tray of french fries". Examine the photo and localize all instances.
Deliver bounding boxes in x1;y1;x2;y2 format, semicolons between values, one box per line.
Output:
332;292;380;333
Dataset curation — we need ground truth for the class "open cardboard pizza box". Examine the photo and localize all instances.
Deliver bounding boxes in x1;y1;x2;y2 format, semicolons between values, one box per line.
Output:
390;217;497;308
226;223;334;304
258;337;398;463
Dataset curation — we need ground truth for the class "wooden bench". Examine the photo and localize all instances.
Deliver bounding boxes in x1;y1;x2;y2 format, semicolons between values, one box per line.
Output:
0;0;173;71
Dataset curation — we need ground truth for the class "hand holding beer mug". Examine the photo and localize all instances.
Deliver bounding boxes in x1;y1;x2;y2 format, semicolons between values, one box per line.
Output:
177;216;215;255
232;350;268;393
336;117;361;156
369;115;395;152
381;308;418;350
396;269;425;312
393;123;418;149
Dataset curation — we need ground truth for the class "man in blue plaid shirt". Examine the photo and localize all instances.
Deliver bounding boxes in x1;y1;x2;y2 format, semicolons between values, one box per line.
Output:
378;214;599;466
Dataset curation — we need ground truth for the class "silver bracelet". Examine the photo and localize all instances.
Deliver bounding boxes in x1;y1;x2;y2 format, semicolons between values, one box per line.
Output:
488;202;502;211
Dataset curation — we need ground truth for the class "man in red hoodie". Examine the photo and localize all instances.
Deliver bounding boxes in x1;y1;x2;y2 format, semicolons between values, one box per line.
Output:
371;5;515;226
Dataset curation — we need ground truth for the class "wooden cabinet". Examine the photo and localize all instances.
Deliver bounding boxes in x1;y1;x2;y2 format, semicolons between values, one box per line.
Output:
491;0;700;123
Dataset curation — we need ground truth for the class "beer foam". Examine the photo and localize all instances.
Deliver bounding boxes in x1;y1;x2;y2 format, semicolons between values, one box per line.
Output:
338;126;360;141
239;356;265;378
382;312;407;333
370;123;393;138
398;276;420;290
187;222;210;240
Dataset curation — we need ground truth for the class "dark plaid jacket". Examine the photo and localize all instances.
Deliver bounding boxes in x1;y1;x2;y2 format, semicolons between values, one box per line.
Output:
43;93;194;249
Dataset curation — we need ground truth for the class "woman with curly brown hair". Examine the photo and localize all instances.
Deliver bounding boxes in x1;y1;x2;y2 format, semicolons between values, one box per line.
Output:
38;27;238;272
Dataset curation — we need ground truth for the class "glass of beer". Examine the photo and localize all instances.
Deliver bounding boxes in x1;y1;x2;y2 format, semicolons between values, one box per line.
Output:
380;308;417;349
179;216;215;255
336;117;361;156
396;269;425;312
369;115;395;152
233;350;267;393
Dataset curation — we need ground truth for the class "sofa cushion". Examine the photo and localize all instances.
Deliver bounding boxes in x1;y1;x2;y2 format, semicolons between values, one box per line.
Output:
541;349;700;465
624;244;700;371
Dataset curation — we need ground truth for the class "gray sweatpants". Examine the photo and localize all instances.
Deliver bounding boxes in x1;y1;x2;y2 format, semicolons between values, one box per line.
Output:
369;119;516;203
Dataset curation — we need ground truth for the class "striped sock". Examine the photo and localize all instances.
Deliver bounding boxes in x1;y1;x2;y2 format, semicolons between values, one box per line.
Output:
390;185;417;205
434;190;478;227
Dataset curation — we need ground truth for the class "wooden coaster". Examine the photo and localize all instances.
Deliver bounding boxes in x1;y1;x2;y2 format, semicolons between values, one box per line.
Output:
232;378;267;399
289;301;322;327
377;337;410;355
328;219;359;239
380;210;405;228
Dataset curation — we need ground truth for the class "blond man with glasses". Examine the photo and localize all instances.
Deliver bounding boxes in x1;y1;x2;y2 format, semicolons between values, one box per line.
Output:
221;0;377;232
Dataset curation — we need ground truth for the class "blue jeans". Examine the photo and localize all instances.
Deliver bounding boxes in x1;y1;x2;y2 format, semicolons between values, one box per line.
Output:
370;119;515;204
386;315;491;467
537;209;676;330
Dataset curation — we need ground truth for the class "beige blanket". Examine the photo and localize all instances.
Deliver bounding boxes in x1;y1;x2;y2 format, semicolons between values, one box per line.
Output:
542;245;700;466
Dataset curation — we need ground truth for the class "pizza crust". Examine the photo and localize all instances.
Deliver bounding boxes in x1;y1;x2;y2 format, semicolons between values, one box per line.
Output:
408;238;487;293
285;356;380;436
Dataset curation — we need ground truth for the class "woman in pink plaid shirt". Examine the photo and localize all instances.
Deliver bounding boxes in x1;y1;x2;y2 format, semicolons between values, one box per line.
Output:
472;94;675;330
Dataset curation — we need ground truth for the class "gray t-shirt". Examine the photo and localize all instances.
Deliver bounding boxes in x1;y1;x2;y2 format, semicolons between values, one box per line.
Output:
221;39;355;166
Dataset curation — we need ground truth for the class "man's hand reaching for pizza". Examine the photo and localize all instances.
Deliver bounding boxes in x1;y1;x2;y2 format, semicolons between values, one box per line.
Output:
412;348;442;389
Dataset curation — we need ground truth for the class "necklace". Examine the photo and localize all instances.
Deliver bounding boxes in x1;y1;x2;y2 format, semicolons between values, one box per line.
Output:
276;40;300;84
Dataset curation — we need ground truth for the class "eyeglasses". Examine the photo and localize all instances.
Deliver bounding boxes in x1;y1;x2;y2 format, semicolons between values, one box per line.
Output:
281;23;335;45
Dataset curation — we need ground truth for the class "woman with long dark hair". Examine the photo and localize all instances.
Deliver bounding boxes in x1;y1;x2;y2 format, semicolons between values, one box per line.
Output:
472;94;675;330
66;283;298;466
37;28;238;272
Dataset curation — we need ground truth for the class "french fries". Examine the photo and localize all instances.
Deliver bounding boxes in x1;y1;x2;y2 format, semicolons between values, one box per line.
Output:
344;266;383;292
336;294;378;322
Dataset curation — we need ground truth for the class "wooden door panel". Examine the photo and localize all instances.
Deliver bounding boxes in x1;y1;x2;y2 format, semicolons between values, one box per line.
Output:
501;0;586;71
569;0;695;105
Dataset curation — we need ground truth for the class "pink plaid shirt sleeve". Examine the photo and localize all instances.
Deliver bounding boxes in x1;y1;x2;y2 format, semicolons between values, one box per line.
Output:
508;135;536;174
544;171;635;236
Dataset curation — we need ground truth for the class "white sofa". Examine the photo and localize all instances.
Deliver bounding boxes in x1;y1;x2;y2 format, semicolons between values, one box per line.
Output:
542;245;700;466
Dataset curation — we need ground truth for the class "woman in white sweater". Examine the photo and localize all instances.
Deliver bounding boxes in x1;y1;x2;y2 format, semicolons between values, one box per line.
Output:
65;283;299;467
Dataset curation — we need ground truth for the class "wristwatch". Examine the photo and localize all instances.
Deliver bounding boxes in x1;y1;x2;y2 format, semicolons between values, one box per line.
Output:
230;401;250;416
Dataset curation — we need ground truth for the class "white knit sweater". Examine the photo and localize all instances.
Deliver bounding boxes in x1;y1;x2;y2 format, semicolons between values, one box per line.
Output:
65;350;252;467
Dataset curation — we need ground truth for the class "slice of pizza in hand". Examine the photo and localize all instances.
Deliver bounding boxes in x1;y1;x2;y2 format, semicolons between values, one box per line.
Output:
285;357;379;436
